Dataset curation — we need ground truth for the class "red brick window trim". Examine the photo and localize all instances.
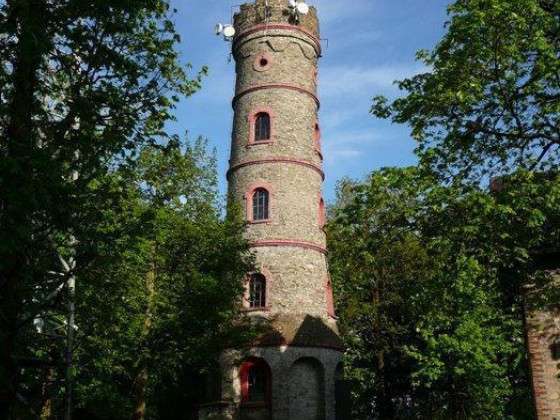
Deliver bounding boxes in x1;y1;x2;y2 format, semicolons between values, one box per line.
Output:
248;107;275;146
245;182;274;224
253;52;273;72
240;358;272;406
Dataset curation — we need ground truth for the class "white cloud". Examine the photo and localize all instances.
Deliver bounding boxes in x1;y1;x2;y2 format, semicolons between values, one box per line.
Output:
320;63;425;99
325;29;383;52
325;148;364;162
323;129;376;164
313;0;376;23
325;129;377;146
320;108;357;130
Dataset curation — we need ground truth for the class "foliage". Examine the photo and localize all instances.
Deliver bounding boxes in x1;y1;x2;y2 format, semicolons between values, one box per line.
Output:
328;168;560;419
69;138;253;419
361;1;560;416
0;0;247;418
372;0;560;181
6;136;254;419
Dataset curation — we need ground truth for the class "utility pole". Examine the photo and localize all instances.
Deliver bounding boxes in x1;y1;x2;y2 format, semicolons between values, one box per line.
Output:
59;251;76;420
63;152;79;420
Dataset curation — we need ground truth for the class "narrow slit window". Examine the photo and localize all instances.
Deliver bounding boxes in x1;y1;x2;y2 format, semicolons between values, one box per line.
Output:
252;188;269;221
254;113;271;142
314;122;321;149
326;279;336;318
249;274;266;308
319;198;326;228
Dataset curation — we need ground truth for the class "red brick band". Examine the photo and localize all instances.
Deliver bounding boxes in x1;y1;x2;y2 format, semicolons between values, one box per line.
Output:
228;157;324;180
250;239;327;255
526;327;551;419
233;83;320;109
233;23;322;56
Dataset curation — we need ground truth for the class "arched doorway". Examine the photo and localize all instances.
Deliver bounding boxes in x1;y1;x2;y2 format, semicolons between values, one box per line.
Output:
239;357;272;420
289;357;325;420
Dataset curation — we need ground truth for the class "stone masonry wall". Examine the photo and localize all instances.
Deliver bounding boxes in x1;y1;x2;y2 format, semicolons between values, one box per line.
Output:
250;247;329;317
229;163;325;246
234;32;319;93
230;90;321;166
220;347;342;420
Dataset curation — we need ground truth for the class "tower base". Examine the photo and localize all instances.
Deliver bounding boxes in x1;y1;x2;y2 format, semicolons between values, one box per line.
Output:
200;346;343;420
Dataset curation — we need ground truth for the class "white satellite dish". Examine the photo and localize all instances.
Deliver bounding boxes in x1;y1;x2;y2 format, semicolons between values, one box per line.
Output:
296;2;309;15
215;23;224;36
223;24;236;38
288;0;297;8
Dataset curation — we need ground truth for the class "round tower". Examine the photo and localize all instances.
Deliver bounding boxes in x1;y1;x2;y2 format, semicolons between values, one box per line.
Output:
201;1;343;419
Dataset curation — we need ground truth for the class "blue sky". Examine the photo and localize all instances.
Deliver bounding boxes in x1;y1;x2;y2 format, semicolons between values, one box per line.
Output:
169;0;450;202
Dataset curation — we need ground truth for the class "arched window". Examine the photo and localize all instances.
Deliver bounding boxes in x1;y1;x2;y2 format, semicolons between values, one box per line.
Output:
254;112;271;142
249;273;266;308
252;188;269;221
240;358;271;405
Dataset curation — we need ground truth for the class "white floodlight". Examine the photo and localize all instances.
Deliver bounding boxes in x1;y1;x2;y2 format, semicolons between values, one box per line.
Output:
215;23;224;36
34;317;44;334
223;24;236;38
296;2;309;15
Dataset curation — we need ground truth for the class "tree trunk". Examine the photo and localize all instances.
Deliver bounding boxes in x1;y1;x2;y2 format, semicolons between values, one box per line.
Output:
40;366;55;420
64;264;76;420
131;368;149;420
0;0;48;417
131;253;157;420
373;284;394;419
0;334;16;418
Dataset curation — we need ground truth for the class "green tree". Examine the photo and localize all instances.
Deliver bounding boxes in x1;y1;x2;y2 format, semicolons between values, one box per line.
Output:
328;168;559;419
69;139;253;420
372;0;560;181
0;0;203;415
337;1;560;417
366;0;560;418
328;171;435;418
26;138;254;419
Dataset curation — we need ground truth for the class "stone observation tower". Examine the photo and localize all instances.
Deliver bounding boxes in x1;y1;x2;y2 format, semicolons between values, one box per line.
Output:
201;1;344;419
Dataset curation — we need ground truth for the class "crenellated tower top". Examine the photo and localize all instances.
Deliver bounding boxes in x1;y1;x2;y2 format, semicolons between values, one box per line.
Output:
234;0;320;37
